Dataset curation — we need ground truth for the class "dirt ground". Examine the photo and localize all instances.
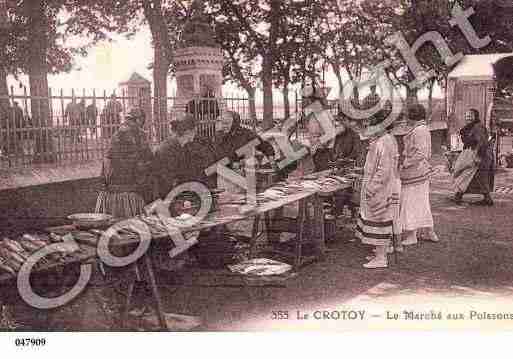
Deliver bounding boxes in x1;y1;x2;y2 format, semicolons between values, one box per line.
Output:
2;155;513;331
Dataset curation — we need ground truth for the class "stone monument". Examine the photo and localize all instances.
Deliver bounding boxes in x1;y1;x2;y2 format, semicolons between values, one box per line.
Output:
173;0;224;114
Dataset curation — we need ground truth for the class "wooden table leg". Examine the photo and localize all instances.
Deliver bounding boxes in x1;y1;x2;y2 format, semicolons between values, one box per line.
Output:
120;280;135;329
0;302;5;328
313;194;326;257
143;254;168;330
249;214;261;258
118;263;140;329
266;208;282;244
295;199;306;268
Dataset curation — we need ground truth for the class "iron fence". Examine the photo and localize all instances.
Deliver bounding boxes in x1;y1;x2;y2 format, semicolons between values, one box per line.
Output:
0;88;254;169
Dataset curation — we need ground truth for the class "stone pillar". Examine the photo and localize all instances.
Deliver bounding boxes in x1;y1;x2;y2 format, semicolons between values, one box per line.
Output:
172;0;225;119
173;48;224;114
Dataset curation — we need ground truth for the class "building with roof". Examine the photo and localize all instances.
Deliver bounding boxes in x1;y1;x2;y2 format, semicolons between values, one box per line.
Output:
118;72;151;119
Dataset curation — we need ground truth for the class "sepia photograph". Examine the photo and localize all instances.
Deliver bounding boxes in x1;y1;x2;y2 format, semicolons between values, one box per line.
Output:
2;0;513;350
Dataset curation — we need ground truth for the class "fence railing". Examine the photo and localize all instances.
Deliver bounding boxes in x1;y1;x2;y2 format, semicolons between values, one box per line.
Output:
0;89;254;169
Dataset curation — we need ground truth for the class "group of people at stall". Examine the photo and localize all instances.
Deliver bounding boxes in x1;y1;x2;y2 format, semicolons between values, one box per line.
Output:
299;80;443;269
95;107;277;220
95;82;498;272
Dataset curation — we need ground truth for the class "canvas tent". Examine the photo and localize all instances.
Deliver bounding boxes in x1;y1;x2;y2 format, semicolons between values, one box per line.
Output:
447;53;513;149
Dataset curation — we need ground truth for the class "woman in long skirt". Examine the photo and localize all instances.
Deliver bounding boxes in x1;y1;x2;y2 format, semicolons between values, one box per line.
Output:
453;109;495;206
95;108;153;218
94;108;154;326
399;104;439;246
357;110;401;269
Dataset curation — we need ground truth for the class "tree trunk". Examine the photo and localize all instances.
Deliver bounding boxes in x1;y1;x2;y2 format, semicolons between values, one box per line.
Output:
427;78;435;122
282;83;290;121
153;43;169;142
334;69;344;99
262;56;274;130
143;0;172;142
245;86;257;124
26;0;52;162
0;0;9;113
406;86;418;106
0;66;9;112
261;0;280;131
404;70;419;106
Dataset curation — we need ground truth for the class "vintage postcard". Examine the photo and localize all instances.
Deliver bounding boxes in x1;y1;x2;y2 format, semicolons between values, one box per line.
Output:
2;1;513;350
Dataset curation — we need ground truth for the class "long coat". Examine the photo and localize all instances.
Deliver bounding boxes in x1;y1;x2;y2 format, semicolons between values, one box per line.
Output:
400;122;432;186
460;120;495;194
357;132;401;246
399;122;434;232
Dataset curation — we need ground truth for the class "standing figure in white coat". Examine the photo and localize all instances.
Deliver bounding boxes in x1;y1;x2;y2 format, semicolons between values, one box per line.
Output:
357;109;401;269
399;104;439;245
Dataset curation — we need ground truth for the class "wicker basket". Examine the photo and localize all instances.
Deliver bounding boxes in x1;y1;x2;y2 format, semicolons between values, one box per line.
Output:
67;213;113;230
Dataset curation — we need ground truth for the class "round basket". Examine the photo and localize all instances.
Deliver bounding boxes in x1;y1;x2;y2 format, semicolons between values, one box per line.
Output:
67;213;113;230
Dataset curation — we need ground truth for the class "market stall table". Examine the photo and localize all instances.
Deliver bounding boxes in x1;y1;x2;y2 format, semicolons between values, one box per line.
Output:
0;171;354;331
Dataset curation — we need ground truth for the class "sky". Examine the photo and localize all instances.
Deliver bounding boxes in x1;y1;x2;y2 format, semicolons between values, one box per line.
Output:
7;25;444;104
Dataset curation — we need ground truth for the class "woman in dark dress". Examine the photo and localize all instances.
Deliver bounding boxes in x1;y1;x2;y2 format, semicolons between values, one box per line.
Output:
213;111;275;168
95;108;153;218
453;109;496;206
152;114;217;200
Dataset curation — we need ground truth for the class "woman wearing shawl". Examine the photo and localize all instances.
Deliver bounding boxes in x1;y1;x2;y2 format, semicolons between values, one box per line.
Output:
399;104;439;246
214;111;275;171
93;108;154;325
96;108;153;218
356;108;401;269
453;109;495;206
153;113;217;200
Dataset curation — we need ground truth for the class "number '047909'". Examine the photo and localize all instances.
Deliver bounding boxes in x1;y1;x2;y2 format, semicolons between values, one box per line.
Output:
14;338;47;347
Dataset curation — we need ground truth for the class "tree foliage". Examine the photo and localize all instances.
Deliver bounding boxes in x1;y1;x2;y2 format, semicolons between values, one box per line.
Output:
4;0;513;126
1;0;136;79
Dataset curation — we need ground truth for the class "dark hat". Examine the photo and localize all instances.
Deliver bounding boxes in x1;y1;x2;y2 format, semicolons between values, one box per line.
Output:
407;103;426;122
171;113;196;134
126;107;146;121
361;100;398;139
368;100;393;126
